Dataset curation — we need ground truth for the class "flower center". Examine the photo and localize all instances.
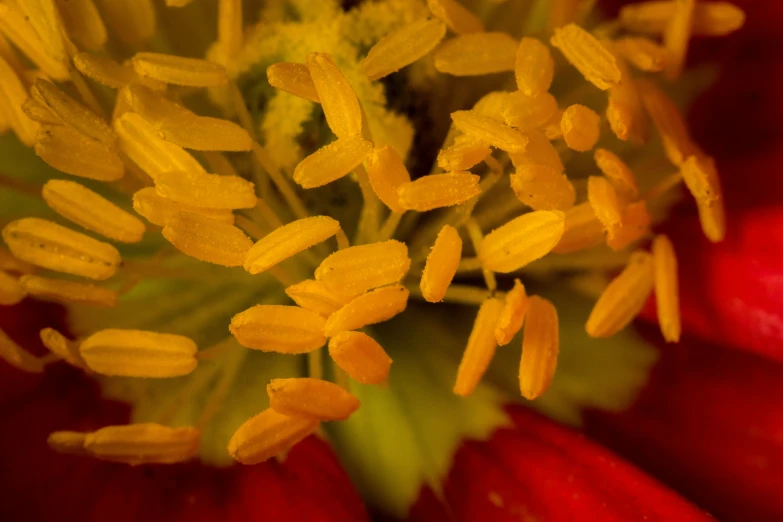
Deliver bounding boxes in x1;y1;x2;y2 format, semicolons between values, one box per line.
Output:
0;0;744;471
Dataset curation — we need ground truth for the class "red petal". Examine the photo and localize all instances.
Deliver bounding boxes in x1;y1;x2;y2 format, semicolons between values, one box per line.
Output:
408;406;712;522
585;331;783;522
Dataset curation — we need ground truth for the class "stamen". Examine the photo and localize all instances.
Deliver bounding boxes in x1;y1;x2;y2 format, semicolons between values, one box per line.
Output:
652;234;681;342
0;271;25;306
132;53;228;87
561;104;601;152
427;0;484;34
14;0;66;64
323;284;409;337
613;37;668;72
217;0;243;60
551;202;605;254
285;279;351;317
42;180;145;243
680;154;725;242
2;218;120;280
606;201;651;251
230;305;327;353
594;148;639;200
0;56;39;146
93;0;156;46
587;175;623;233
451;110;529;153
328;331;392;385
162;212;253;267
453;297;504;397
306;52;362;138
114;113;205;181
397;172;481;212
155;170;257;210
73;52;134;88
519;295;559;400
495;279;528;346
606;52;649;143
434;32;518;76
267;378;361;421
479;210;566;273
637;78;695;165
515;37;554;98
437;135;492;172
314;240;411;297
550;23;621;90
503;91;558;132
360;18;446;81
366;146;412;213
35;125;124;182
420;225;462;303
20;275;117;308
293;135;374;189
510;165;576;212
465;218;497;292
267;62;320;103
228;408;319;465
133;187;236;226
586;251;655;337
619;1;744;37
79;329;198;378
0;247;35;274
22;97;63;125
56;0;107;50
0;4;69;80
663;0;695;80
508;131;563;173
47;431;89;455
39;327;86;369
244;216;341;275
0;328;44;373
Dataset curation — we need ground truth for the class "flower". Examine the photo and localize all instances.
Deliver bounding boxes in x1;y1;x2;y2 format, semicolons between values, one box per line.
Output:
0;0;764;520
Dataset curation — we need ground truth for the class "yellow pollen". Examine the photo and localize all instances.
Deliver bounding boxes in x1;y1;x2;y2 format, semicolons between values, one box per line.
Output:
495;279;528;346
434;32;518;76
453;297;504;397
324;284;410;337
267;377;361;421
20;275;117;308
360;18;447;81
228;408;319;465
519;295;559;400
420;225;463;303
230;305;327;354
79;329;199;378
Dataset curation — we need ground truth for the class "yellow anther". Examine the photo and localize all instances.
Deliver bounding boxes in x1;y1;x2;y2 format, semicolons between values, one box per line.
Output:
619;1;745;37
47;431;89;456
479;211;566;273
681;154;725;242
324;285;409;337
31;79;115;146
267;62;320;103
594;148;640;200
43;180;146;243
451;110;529;153
35;125;124;182
606;51;649;144
2;218;120;280
132;52;228;87
420;225;463;303
437;135;492;172
434;32;518;76
285;280;352;317
244;216;341;275
56;0;107;50
550;24;621;90
93;0;156;46
0;56;39;146
306;52;363;138
587;175;624;233
508;131;564;173
360;18;446;81
132;188;235;227
0;328;44;373
427;0;484;34
74;52;134;88
510;165;576;212
606;200;652;251
267;378;361;421
519;295;559;400
515;37;554;98
230;305;327;353
21;275;117;308
652;234;681;342
315;240;411;298
551;202;605;254
453;297;504;397
155;170;257;210
637;78;696;165
663;0;695;80
495;279;528;346
397;172;481;212
294;135;374;189
80;329;198;378
0;4;68;79
40;328;86;369
0;271;25;306
162;212;253;267
561;104;601;152
328;331;392;385
586;251;655;337
366;146;412;213
613;37;668;72
228;408;319;465
503;91;559;132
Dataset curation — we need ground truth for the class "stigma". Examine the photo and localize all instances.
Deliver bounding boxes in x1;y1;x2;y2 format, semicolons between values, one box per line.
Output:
0;0;744;466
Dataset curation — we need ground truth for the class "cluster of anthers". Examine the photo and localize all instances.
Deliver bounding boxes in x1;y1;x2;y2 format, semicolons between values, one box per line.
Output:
0;0;744;466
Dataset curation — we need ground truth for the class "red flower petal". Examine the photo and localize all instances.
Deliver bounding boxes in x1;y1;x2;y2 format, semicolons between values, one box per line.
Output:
408;406;712;522
585;331;783;522
0;302;369;522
